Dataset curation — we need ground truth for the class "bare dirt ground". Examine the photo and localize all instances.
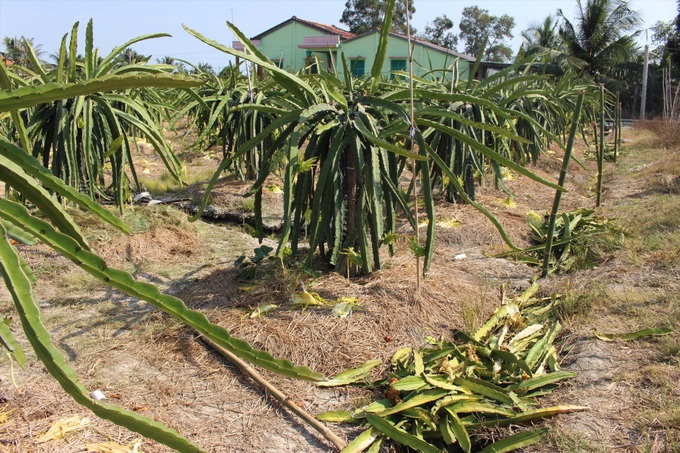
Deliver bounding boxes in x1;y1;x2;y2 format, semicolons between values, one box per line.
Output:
0;124;678;452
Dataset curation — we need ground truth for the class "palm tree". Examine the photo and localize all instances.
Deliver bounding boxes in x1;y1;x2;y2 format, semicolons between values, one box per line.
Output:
193;62;215;75
558;0;642;79
522;15;561;52
157;55;175;65
2;36;44;69
522;15;583;74
117;47;150;65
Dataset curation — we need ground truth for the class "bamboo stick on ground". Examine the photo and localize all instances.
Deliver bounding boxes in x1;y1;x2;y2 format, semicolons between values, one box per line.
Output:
199;335;348;451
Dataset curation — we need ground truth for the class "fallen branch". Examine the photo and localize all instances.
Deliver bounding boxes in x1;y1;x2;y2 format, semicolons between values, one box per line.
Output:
199;335;348;451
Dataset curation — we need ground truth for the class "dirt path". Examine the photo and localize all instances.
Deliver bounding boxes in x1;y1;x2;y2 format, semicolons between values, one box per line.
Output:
529;128;680;452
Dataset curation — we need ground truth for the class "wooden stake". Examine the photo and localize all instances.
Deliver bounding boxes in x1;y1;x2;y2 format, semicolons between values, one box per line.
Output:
199;336;348;451
596;84;605;208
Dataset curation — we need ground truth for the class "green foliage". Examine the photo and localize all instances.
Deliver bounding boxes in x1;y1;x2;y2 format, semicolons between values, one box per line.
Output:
593;326;673;342
0;45;325;451
184;9;435;276
520;15;581;75
234;245;275;279
0;139;132;239
505;208;624;275
172;66;266;180
0;316;27;367
459;6;516;62
1;20;198;208
184;8;594;278
319;359;382;387
0;6;616;451
667;6;680;69
557;0;642;80
522;15;562;52
408;236;426;257
340;0;416;34
1;36;45;71
420;15;457;49
651;20;675;58
317;285;587;452
415;61;578;202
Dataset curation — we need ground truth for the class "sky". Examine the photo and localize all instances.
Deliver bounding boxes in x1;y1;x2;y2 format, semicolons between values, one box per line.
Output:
0;0;677;71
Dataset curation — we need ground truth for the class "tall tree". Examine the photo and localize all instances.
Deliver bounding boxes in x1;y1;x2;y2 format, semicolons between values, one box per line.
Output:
192;62;216;75
2;36;44;69
340;0;415;35
666;1;680;68
558;0;642;78
157;55;176;65
458;6;515;62
521;14;582;73
117;47;150;65
522;15;561;52
650;20;674;63
421;14;458;49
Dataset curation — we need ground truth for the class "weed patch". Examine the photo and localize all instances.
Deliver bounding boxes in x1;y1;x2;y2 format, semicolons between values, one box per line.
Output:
636;120;680;150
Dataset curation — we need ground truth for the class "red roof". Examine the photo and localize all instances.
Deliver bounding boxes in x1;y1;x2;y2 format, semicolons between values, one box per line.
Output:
294;18;356;40
252;16;356;41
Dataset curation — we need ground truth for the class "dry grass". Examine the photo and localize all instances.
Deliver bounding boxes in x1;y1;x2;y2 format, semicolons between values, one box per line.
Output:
636;119;680;150
626;130;680;196
176;240;516;378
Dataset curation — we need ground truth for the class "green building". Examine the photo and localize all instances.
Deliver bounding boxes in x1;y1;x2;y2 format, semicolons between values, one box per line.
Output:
233;16;474;80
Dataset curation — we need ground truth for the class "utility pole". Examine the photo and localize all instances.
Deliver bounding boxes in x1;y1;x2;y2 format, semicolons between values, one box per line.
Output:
640;44;649;120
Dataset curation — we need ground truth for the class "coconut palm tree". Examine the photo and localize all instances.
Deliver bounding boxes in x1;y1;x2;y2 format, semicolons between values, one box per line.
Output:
117;47;150;65
558;0;642;80
2;36;45;70
522;15;584;74
522;15;562;52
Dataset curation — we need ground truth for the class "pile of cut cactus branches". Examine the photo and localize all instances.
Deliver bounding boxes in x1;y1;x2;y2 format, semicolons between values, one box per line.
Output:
318;283;587;452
